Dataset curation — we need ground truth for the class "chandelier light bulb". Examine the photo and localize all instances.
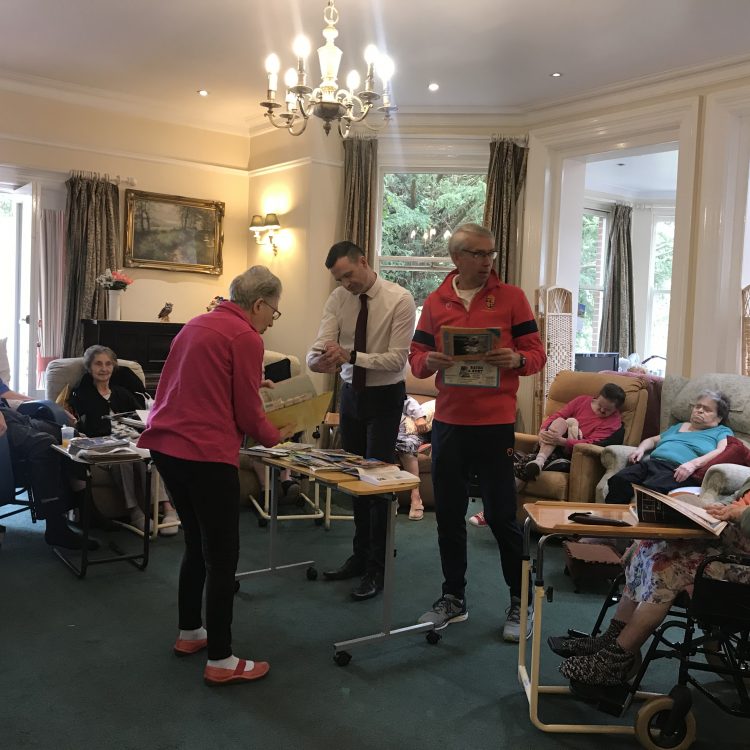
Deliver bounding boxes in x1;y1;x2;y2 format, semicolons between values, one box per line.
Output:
375;54;395;85
284;67;298;88
363;44;380;65
346;70;361;92
265;53;280;74
292;34;311;59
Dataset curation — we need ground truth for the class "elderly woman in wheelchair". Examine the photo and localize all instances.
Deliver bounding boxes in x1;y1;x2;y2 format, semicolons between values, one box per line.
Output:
551;481;750;688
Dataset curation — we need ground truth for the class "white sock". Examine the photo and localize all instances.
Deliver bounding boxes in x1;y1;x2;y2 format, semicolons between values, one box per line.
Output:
179;627;207;641
207;655;256;672
533;455;546;467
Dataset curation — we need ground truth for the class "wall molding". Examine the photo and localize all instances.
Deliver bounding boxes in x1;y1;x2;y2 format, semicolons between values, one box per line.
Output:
0;131;249;177
248;156;343;178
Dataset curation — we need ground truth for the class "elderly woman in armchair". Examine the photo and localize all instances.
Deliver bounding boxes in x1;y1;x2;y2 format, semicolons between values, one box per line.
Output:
69;345;178;535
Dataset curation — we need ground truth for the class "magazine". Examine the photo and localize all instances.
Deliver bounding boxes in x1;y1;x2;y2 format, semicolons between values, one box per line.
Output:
356;465;419;487
68;436;130;456
633;484;727;536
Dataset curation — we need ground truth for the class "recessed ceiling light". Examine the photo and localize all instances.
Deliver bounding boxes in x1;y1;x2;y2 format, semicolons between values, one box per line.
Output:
428;82;439;92
197;89;209;97
550;72;562;78
616;162;626;166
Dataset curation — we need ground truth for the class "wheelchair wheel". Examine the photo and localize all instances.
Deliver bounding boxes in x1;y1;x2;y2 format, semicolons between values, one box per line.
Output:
634;696;696;750
704;640;750;686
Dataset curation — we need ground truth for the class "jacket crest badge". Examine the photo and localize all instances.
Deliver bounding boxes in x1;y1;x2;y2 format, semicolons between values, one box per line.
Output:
485;295;495;309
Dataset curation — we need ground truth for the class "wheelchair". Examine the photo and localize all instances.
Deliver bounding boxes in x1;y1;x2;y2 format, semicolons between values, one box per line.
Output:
558;554;750;750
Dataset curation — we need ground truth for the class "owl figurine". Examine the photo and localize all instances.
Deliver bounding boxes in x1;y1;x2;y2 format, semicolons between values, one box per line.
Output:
157;302;173;322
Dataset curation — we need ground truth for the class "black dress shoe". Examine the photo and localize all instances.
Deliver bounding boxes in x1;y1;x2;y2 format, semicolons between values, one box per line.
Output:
323;555;366;581
350;573;383;601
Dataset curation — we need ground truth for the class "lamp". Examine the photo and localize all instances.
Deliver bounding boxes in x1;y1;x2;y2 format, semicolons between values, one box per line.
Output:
250;214;282;254
260;0;397;138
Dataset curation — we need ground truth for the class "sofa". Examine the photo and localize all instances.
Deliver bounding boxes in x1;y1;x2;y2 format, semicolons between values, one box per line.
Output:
597;372;750;503
515;370;650;511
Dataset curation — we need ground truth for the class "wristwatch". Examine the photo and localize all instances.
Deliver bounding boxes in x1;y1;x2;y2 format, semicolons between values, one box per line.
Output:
516;354;526;369
349;350;357;365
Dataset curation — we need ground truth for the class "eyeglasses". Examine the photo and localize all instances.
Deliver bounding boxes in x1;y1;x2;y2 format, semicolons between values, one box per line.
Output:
261;299;282;320
461;249;498;261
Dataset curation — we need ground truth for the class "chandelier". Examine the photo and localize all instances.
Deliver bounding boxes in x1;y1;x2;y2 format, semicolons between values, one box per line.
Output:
260;0;396;138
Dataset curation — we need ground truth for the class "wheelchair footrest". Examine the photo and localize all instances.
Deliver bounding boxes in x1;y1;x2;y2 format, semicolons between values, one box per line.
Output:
569;679;632;716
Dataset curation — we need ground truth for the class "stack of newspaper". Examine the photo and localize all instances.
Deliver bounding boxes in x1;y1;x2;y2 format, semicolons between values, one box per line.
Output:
67;436;142;462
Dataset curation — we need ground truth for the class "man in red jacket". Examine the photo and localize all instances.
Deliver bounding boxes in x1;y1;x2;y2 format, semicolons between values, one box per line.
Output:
409;223;546;642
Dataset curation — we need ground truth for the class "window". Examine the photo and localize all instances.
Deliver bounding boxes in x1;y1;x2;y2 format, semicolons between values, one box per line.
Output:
378;172;486;307
576;209;608;352
645;212;674;364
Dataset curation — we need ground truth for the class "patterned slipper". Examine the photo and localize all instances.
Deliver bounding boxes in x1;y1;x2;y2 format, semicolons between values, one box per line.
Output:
409;504;424;520
204;659;270;686
173;637;208;656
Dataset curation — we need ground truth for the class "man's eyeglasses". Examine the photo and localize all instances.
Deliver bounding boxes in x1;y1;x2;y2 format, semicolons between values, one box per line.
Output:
461;249;498;261
261;300;282;320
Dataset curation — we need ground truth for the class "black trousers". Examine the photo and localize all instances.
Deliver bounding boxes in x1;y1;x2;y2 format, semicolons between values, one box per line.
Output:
606;457;693;503
2;408;71;520
338;381;405;577
431;420;524;600
151;451;240;660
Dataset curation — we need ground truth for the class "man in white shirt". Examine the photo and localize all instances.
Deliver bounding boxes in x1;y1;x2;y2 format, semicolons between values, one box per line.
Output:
307;241;416;600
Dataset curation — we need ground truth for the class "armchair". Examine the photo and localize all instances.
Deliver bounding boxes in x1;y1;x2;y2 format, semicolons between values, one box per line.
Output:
516;370;649;510
597;372;750;503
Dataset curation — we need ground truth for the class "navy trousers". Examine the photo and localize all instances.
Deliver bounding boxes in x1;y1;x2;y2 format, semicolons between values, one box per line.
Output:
430;420;524;600
338;381;405;578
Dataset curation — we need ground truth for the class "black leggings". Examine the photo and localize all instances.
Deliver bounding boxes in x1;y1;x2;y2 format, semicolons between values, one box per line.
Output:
151;451;240;660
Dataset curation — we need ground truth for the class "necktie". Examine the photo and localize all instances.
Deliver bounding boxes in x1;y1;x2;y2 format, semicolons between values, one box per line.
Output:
352;293;368;391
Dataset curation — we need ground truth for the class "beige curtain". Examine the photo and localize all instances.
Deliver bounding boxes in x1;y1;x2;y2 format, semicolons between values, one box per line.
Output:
483;137;528;284
62;173;120;357
38;209;66;386
599;204;635;356
342;135;378;263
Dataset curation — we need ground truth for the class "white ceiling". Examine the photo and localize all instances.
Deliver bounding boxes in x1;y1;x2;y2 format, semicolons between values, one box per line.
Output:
585;149;679;200
2;1;750;134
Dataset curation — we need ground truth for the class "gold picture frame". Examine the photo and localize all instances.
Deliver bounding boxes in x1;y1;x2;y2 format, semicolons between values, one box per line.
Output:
123;189;224;275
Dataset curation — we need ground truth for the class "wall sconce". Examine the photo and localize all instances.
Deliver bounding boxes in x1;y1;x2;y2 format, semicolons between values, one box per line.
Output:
249;213;282;254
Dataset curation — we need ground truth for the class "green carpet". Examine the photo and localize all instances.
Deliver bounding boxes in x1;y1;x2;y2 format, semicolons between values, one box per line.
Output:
0;497;746;750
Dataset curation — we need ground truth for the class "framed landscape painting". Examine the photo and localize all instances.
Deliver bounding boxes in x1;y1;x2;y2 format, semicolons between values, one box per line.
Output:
123;190;224;275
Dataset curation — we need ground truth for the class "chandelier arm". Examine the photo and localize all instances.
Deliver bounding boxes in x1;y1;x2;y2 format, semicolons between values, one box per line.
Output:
266;111;300;130
288;117;309;136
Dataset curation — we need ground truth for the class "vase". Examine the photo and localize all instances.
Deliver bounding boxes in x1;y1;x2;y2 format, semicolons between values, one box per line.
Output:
107;289;123;321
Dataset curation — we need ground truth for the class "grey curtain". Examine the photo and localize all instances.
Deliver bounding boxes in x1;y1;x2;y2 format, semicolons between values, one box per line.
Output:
62;173;120;357
598;204;635;356
483;137;528;284
38;209;65;386
342;135;378;263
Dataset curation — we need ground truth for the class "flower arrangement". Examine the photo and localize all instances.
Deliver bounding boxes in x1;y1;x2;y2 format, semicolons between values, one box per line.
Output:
96;268;133;291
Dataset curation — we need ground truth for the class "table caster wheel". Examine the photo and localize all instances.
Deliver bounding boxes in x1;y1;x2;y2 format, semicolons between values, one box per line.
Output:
233;580;240;593
306;566;318;581
426;630;441;645
334;651;352;667
257;516;268;528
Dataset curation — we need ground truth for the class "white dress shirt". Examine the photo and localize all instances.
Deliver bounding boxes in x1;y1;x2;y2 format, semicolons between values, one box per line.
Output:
307;275;416;387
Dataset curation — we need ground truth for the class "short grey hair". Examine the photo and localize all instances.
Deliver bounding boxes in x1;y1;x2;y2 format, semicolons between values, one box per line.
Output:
695;389;731;424
83;345;117;372
448;223;495;256
229;265;282;311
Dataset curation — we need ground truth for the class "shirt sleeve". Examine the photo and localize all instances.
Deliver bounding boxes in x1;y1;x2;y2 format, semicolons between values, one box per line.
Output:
403;396;425;420
409;300;438;378
231;332;281;448
306;292;341;368
510;289;546;376
357;292;417;373
540;397;579;430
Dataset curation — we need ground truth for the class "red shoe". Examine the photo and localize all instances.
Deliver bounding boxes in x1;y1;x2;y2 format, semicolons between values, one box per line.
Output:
173;637;208;656
204;659;270;686
468;511;487;527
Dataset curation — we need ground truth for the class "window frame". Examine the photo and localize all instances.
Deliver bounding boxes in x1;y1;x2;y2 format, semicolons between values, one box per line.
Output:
576;206;611;352
644;207;675;362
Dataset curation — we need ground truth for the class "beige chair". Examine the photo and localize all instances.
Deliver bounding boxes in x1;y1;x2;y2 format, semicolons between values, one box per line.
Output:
598;372;750;503
45;357;157;525
516;370;649;511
